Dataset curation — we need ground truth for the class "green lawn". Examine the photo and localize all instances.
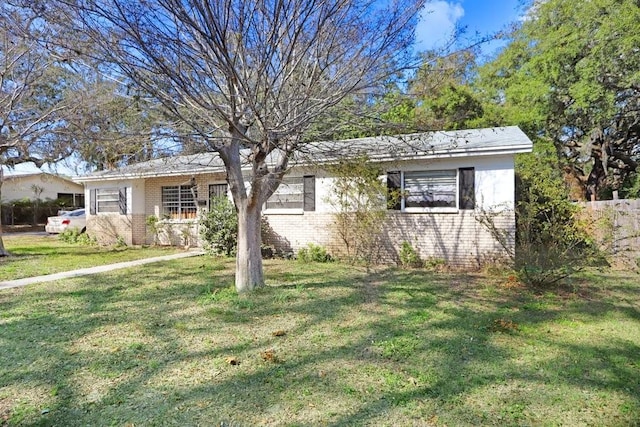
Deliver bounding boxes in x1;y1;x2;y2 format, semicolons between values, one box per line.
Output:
0;234;184;281
0;256;639;426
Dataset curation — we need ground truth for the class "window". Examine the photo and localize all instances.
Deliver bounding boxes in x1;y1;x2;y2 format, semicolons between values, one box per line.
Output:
89;188;127;214
57;192;85;207
209;183;228;200
162;185;197;219
387;168;475;211
405;170;457;208
265;176;315;212
96;189;120;212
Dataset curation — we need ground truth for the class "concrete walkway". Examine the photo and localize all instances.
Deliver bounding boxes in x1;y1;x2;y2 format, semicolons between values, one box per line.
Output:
0;250;205;290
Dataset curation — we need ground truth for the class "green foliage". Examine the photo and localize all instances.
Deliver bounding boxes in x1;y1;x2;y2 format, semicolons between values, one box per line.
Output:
424;257;446;271
297;243;330;263
58;228;96;246
114;235;127;248
409;50;484;131
199;196;238;256
511;140;606;287
1;198;79;226
475;0;640;198
399;241;421;269
327;156;391;265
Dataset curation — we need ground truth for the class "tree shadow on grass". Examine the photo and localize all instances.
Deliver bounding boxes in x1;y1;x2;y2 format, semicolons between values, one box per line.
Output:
0;259;638;425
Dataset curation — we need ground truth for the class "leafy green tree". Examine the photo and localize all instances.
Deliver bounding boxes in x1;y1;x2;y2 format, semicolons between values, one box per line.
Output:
475;0;640;199
409;50;484;130
68;73;162;171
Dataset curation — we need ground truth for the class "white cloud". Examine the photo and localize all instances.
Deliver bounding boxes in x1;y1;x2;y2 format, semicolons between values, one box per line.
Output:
414;1;465;52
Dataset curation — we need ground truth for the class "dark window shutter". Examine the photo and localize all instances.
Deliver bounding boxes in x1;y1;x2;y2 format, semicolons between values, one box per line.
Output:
459;167;475;210
387;171;401;210
89;189;96;215
119;187;127;215
303;175;315;211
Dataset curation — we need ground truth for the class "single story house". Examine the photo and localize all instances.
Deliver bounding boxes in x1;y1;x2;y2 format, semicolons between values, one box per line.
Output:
74;126;533;267
1;170;84;206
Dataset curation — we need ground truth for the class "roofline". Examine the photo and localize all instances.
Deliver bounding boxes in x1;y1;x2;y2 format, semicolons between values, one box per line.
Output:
74;143;532;183
2;171;77;181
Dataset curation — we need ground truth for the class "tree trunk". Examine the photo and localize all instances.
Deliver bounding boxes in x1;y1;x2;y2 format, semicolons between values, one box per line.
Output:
235;200;264;293
0;222;7;257
0;177;8;257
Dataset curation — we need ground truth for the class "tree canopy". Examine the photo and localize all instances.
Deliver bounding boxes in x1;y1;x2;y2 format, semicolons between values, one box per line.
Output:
474;0;640;199
42;0;425;291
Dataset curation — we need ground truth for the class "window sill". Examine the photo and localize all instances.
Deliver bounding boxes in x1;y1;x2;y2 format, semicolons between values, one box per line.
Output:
402;207;459;214
264;208;304;215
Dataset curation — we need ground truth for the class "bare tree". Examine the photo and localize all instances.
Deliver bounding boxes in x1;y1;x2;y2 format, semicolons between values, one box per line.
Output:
48;0;425;291
0;3;81;256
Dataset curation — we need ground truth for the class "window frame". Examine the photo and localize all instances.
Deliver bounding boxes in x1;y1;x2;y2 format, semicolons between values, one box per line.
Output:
388;168;475;213
161;185;198;220
96;188;121;213
403;170;458;212
89;187;127;215
264;175;315;214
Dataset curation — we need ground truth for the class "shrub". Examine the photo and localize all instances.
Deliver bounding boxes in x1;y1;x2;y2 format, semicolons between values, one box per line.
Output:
199;196;237;256
399;241;422;268
59;228;96;245
479;139;608;289
327;156;394;265
297;243;330;263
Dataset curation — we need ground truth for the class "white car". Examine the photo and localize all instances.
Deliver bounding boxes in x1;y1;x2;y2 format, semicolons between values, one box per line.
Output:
45;209;86;234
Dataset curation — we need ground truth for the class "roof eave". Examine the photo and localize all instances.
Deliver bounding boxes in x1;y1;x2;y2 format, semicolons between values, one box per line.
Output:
75;142;533;183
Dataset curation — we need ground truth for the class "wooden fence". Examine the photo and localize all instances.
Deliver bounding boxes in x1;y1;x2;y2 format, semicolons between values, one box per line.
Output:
578;199;640;261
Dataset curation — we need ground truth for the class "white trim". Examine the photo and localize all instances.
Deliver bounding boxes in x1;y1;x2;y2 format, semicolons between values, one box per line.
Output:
263;208;304;215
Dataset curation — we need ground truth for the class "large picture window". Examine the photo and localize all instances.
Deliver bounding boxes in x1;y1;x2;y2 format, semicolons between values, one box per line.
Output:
162;185;198;219
404;170;457;208
387;168;475;211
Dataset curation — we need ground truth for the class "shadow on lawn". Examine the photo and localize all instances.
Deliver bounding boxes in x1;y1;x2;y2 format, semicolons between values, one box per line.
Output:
0;259;638;425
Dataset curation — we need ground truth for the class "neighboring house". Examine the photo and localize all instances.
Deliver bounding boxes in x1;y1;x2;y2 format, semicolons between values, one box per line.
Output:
75;126;533;267
1;171;85;206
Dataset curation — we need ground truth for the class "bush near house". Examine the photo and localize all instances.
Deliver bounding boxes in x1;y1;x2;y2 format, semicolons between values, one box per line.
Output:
199;195;238;256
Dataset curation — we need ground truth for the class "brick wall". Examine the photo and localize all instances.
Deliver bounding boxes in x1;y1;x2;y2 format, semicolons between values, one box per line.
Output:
87;213;134;246
263;210;514;268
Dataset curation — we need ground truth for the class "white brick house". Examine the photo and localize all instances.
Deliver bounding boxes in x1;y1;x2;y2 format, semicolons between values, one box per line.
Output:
75;126;532;267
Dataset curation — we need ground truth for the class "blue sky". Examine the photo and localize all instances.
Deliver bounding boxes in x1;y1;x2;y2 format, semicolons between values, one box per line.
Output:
415;0;525;58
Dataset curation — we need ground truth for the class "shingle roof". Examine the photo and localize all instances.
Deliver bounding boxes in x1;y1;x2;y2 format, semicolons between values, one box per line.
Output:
76;126;533;182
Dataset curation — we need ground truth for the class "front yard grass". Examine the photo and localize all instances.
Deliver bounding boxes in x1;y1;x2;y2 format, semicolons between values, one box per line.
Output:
0;257;639;426
0;234;184;281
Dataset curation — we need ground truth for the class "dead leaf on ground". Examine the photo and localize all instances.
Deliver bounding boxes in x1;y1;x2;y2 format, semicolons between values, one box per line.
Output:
260;349;278;363
225;356;240;365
